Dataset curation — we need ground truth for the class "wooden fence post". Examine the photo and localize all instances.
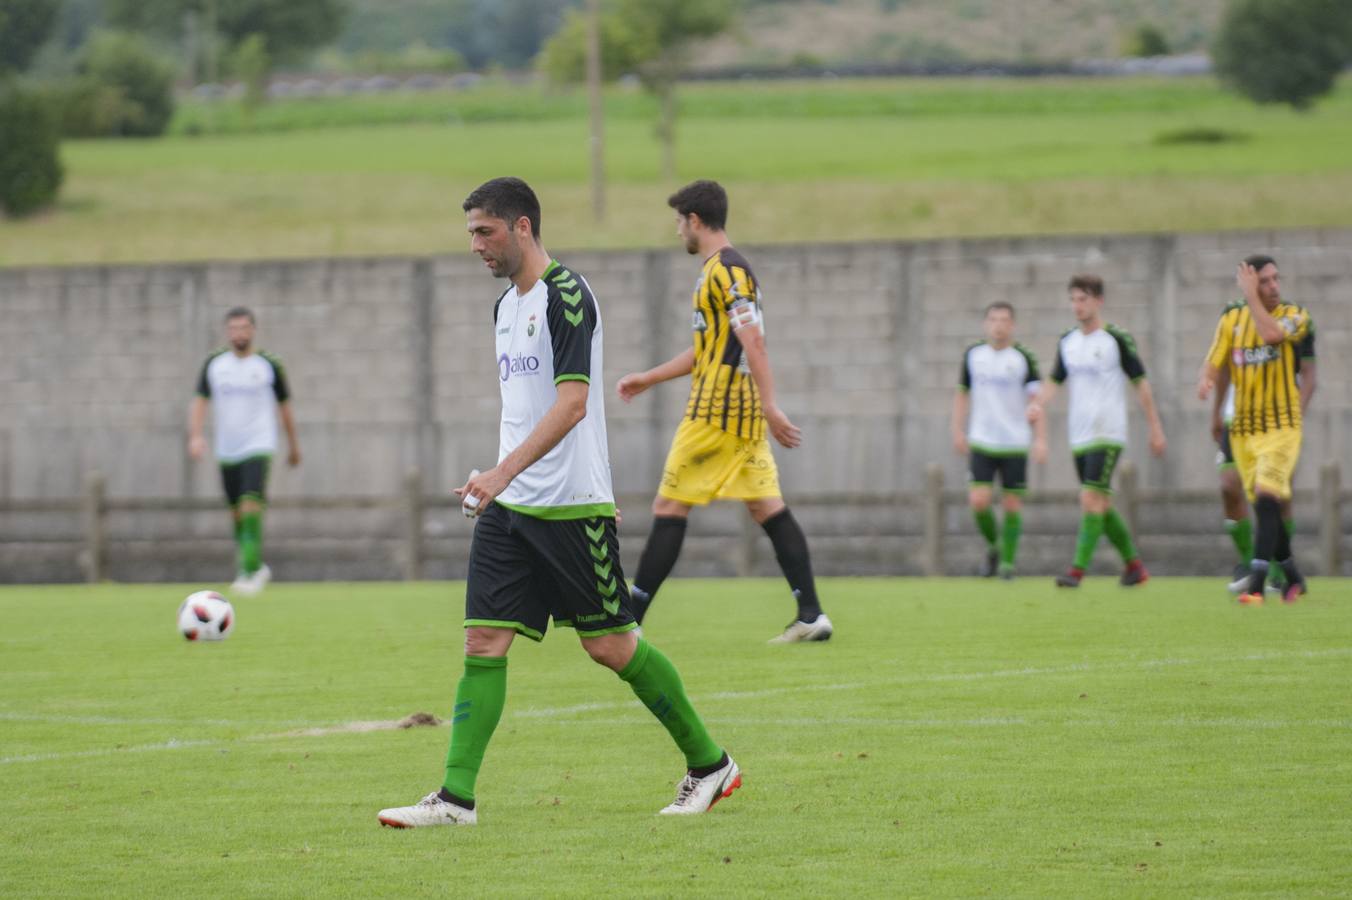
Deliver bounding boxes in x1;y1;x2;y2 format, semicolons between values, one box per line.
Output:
1320;462;1341;577
1118;461;1139;537
82;471;106;583
922;463;944;576
404;469;424;581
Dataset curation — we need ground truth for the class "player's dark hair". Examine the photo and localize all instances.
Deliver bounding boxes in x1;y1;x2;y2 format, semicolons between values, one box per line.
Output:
1068;274;1105;298
1244;253;1277;271
667;180;728;230
225;306;255;324
463;177;542;238
984;301;1015;318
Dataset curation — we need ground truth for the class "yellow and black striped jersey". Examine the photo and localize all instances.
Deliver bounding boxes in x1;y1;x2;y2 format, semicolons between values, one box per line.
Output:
685;247;765;440
1206;301;1311;435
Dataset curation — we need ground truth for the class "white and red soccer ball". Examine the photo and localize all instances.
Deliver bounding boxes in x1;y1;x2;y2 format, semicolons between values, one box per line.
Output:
177;590;235;641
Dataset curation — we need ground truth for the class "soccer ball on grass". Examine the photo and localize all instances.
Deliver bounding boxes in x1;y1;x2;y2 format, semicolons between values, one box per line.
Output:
177;590;235;641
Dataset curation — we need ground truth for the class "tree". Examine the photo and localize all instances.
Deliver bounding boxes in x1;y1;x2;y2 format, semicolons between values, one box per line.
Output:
0;0;60;76
1213;0;1352;109
0;0;63;216
0;84;63;216
540;0;735;180
105;0;347;70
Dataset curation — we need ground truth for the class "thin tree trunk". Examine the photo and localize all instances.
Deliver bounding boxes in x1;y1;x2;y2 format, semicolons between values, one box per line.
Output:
585;0;605;222
658;80;676;182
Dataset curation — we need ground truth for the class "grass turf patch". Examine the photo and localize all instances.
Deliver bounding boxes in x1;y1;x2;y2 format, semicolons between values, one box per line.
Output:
2;76;1351;266
2;578;1350;897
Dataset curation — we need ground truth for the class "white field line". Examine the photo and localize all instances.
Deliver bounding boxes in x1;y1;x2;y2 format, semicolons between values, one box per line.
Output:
3;647;1350;766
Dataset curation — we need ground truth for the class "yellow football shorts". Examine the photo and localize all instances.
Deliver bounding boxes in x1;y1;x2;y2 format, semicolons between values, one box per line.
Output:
1230;427;1302;501
658;419;782;506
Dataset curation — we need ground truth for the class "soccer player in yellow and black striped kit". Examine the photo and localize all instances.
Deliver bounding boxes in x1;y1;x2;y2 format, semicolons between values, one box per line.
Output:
617;181;832;643
1198;255;1311;605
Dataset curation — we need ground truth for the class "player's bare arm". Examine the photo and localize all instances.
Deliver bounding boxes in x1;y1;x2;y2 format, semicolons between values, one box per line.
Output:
187;395;209;460
737;322;801;449
1237;263;1288;345
1027;381;1056;422
951;389;970;455
1196;360;1220;401
617;347;696;402
279;402;301;467
1210;365;1231;442
1135;379;1167;457
1029;398;1048;465
1299;360;1316;414
458;380;589;513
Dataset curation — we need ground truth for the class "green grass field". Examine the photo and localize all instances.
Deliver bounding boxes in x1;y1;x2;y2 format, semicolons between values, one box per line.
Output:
3;77;1351;267
3;578;1350;897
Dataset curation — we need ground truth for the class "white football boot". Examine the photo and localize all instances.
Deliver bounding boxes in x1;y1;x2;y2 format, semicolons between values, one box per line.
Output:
251;564;272;593
768;613;833;644
659;756;742;815
229;572;251;594
378;792;477;827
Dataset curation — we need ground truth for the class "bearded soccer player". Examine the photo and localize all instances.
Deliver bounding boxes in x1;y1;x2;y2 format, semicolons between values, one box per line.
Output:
377;178;738;827
1030;275;1166;588
188;307;300;596
617;180;832;644
952;302;1048;580
1212;298;1317;594
1198;255;1312;605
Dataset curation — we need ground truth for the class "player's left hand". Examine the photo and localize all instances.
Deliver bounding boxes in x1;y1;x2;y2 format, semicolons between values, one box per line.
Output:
288;446;301;467
1149;427;1167;457
456;466;511;516
765;404;802;449
1236;262;1259;298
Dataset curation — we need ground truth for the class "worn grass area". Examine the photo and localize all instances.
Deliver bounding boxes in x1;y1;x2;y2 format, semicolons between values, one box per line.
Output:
2;578;1350;897
1;77;1350;266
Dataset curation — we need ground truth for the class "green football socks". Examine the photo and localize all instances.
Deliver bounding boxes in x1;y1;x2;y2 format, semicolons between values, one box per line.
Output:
1102;508;1139;564
1000;510;1023;567
1225;518;1254;565
237;510;263;575
442;655;508;803
1072;513;1105;570
973;507;998;547
619;639;723;770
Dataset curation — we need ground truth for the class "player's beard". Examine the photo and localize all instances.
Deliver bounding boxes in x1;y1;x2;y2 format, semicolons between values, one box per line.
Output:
684;235;699;255
230;338;251;353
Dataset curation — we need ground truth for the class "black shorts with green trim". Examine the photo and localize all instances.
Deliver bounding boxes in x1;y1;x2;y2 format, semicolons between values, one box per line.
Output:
220;456;270;507
1215;429;1236;470
968;450;1028;493
464;502;635;642
1073;445;1122;494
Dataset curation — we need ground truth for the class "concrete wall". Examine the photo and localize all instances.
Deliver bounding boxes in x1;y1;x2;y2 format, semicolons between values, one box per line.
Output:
2;229;1349;581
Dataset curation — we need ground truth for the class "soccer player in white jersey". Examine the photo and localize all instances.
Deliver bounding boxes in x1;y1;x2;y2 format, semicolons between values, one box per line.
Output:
188;307;300;596
952;302;1048;579
377;178;738;828
1029;275;1166;588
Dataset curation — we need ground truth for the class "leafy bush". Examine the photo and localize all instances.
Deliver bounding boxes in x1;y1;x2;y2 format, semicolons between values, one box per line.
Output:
71;31;176;136
1213;0;1352;109
0;84;63;216
1123;23;1170;58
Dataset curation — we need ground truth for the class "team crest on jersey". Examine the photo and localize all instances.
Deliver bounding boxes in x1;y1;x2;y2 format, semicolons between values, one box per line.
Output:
527;314;536;338
692;310;707;332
